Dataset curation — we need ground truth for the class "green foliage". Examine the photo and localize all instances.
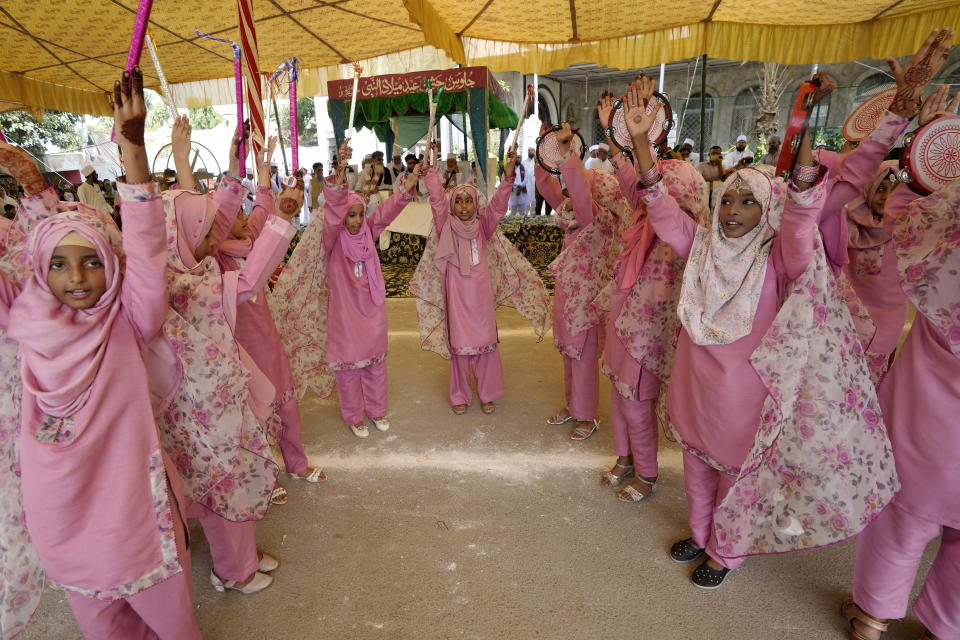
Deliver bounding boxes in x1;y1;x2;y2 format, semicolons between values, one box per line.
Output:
0;110;82;159
812;128;846;152
143;90;170;132
277;98;318;148
187;106;224;130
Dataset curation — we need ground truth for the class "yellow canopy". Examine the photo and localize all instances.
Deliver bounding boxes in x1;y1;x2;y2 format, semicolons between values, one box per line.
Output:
1;0;958;115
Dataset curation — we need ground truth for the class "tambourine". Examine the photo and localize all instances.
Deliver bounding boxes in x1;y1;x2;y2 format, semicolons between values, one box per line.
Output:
899;114;960;195
843;87;920;142
606;92;673;155
843;87;897;142
535;124;586;176
776;80;819;178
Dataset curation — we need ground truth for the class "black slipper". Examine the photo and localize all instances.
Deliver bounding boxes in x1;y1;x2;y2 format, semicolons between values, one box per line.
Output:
670;538;706;564
691;559;730;590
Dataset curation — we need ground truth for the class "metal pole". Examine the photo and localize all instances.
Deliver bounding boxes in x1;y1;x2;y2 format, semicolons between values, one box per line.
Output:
272;98;289;175
699;54;707;162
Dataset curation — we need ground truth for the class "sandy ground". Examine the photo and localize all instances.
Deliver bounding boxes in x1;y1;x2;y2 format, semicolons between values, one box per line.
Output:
20;299;937;640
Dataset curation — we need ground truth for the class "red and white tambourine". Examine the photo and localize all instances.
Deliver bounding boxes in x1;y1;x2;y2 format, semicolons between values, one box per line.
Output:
606;92;673;155
899;114;960;195
776;80;819;178
535;124;586;176
843;86;897;142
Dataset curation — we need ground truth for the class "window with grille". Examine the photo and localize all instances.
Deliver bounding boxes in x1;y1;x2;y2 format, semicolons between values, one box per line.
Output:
677;92;715;150
853;73;893;109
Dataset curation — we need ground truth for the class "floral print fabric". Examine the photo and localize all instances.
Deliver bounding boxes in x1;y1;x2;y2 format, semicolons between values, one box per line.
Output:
267;209;336;397
894;179;960;362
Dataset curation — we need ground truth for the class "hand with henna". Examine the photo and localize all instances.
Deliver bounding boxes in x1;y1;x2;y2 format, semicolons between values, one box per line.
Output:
257;136;278;188
810;72;836;106
888;27;956;119
0;142;45;196
227;120;250;175
113;67;150;184
623;75;662;173
918;84;960;126
334;140;352;186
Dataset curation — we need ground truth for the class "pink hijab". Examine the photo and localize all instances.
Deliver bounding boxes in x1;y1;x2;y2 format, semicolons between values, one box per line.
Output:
8;210;122;418
435;184;484;277
846;161;898;275
678;167;784;346
169;188;219;270
339;191;385;306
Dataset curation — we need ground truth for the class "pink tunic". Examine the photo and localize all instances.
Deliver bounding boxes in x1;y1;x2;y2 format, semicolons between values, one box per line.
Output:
648;184;820;471
214;187;296;402
323;183;409;368
1;184;184;597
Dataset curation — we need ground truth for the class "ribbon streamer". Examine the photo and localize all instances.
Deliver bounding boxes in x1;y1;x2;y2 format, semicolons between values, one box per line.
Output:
347;62;362;138
145;32;179;118
288;59;299;172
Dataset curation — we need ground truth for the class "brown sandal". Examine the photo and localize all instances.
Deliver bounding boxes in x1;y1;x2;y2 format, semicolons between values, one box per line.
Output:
452;404;468;415
841;599;889;640
480;402;495;414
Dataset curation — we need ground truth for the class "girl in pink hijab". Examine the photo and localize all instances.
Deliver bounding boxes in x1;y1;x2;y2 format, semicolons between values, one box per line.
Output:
322;142;422;438
841;131;960;640
623;76;898;590
153;147;299;595
0;70;202;638
413;145;550;415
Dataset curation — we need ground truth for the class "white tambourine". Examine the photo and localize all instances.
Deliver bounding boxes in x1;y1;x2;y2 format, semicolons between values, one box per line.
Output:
899;115;960;195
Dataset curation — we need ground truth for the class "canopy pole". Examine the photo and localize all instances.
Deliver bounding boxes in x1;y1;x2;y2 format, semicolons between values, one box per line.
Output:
699;54;707;162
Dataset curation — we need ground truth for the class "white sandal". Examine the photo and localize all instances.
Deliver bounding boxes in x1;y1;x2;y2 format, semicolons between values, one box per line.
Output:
289;467;326;483
617;476;658;503
350;422;369;438
372;417;390;432
210;570;273;594
258;551;279;573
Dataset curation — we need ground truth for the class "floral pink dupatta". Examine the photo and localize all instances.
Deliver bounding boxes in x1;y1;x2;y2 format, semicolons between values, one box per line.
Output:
148;187;278;522
410;184;551;359
894;178;960;359
695;176;899;557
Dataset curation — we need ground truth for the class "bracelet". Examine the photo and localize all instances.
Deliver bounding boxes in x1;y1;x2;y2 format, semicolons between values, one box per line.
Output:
637;165;661;188
792;162;820;184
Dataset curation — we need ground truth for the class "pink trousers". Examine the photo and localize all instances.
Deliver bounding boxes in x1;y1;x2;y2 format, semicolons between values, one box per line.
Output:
334;360;387;425
66;492;202;639
189;504;258;582
682;451;743;570
853;498;960;638
449;349;504;406
276;396;308;474
561;326;598;421
611;389;659;479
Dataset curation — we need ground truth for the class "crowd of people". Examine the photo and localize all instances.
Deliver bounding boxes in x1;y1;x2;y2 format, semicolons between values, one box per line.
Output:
0;26;958;640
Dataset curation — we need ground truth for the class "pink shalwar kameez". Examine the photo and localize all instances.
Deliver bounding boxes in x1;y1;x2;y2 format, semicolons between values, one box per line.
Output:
323;182;411;424
647;171;820;569
537;161;602;421
849;180;960;639
1;184;202;638
213;185;309;473
424;170;514;406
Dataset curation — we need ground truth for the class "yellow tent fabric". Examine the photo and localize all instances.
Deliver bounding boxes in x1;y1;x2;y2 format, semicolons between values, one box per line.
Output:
1;0;959;115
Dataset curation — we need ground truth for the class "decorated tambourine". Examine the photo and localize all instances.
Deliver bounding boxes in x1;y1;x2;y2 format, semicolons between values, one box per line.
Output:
152;141;221;192
606;92;674;155
535;124;586;176
843;87;897;142
899;114;960;195
776;80;819;178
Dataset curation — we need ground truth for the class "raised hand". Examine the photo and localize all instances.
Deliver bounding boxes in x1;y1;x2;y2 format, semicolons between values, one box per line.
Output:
918;84;960;126
504;147;518;178
597;90;616;130
228;120;250;175
334;140;352;185
404;161;425;192
623;74;662;143
257;136;278;187
888;27;955;118
0;142;45;196
113;67;149;184
810;72;836;106
554;122;575;157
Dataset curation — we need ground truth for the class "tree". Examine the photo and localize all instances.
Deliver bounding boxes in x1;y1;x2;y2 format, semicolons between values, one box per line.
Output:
277;98;318;147
187;106;223;130
0;110;83;160
753;62;791;145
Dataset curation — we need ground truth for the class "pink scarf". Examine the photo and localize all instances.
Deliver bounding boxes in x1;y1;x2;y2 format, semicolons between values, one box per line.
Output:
846;161;897;275
678;167;783;346
8;211;122;418
435;184;483;277
339;192;385;306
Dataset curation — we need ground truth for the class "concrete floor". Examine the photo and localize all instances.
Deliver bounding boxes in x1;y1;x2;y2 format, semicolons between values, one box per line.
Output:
21;299;937;640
